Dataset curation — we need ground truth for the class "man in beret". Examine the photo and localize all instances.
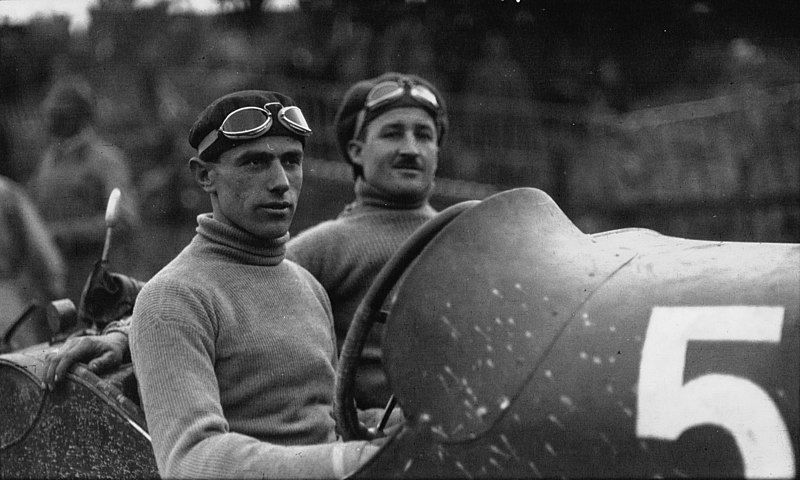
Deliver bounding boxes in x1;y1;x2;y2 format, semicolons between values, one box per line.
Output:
56;90;380;478
287;72;448;409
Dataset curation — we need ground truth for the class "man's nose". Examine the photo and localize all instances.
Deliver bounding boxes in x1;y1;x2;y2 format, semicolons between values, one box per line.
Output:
398;131;421;155
266;163;290;193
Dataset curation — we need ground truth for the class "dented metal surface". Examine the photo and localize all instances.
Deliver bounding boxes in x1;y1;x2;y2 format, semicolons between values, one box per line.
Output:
353;188;798;478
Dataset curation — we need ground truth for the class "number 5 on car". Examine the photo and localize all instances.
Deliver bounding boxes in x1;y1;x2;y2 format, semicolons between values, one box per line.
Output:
638;306;795;478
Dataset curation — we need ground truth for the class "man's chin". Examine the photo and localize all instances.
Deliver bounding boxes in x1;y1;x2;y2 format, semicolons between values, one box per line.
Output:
257;227;291;240
390;182;434;202
247;216;292;239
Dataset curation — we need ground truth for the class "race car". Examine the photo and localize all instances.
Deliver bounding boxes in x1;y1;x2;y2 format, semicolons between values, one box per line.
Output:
336;188;798;479
1;187;797;478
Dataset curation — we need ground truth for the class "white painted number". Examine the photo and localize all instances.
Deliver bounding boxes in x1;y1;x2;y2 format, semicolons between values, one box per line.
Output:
637;306;795;478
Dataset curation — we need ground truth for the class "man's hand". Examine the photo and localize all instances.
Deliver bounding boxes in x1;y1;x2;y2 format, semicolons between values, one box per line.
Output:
334;440;381;479
42;331;128;390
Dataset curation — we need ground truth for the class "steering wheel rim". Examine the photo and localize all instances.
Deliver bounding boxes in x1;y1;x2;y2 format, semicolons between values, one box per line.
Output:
334;200;480;441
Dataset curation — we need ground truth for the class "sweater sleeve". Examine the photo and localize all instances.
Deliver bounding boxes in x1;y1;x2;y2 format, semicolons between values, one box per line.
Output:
287;221;341;290
130;279;374;479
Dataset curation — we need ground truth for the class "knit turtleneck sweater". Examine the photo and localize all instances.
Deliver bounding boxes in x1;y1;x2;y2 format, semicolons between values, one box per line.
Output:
287;178;438;408
130;214;372;479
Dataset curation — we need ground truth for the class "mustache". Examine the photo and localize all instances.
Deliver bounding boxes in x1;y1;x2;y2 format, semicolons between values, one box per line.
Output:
392;154;424;170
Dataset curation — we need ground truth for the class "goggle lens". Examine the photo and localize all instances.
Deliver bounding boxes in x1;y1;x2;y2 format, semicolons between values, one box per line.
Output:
220;107;272;138
410;85;439;109
278;105;312;135
365;82;406;109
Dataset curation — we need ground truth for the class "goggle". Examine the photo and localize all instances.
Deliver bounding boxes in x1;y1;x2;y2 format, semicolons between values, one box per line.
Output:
352;79;440;140
198;102;311;158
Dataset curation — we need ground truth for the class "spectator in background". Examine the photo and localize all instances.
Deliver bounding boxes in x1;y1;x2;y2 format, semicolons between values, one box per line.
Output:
288;72;448;409
327;13;374;83
460;32;538;185
0;173;65;350
463;32;532;100
374;17;449;92
27;77;139;304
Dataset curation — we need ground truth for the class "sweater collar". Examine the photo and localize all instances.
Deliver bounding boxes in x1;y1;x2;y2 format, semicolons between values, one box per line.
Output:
195;213;288;266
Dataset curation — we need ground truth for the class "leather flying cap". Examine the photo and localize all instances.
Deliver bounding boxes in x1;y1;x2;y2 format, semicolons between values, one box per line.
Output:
189;90;308;161
334;72;448;166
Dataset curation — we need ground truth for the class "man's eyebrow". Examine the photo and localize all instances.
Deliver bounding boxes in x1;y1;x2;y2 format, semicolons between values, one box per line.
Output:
378;121;405;130
238;150;270;158
378;120;434;130
234;150;273;162
281;147;304;156
280;150;303;160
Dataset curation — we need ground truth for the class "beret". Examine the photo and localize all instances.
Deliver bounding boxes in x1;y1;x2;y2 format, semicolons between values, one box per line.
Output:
189;90;307;160
334;72;448;165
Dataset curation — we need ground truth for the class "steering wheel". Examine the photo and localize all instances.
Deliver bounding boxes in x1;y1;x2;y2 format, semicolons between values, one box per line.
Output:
334;200;480;441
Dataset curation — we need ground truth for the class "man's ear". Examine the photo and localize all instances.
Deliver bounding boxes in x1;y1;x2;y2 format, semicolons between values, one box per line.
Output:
347;139;364;167
189;156;216;193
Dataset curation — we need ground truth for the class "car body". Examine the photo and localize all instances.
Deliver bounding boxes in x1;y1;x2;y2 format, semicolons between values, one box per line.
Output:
344;188;798;478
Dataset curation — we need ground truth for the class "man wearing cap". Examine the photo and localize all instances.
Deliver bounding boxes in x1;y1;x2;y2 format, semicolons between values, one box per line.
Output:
120;90;378;478
287;72;448;409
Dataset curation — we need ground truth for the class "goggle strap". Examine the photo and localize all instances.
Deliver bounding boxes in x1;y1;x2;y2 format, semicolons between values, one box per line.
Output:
197;129;220;158
352;109;368;141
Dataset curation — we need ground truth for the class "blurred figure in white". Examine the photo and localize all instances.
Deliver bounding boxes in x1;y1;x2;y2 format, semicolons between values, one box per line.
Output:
0;173;65;350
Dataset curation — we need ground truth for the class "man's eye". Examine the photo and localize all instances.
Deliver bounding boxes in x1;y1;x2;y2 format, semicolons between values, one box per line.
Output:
282;155;302;166
416;130;434;141
243;156;266;166
382;130;403;139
